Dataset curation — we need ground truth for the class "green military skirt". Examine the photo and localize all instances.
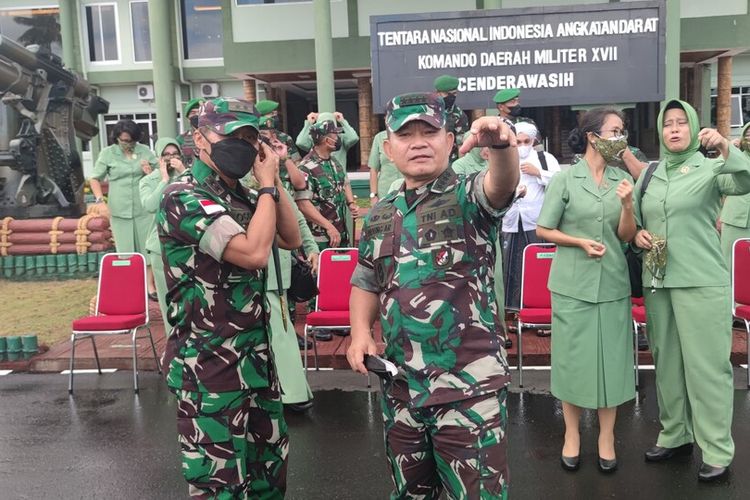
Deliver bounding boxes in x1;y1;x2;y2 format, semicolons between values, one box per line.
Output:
550;293;635;409
110;214;152;255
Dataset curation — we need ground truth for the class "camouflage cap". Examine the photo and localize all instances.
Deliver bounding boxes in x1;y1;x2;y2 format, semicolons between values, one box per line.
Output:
385;93;445;133
493;88;520;104
255;99;279;116
434;74;459;92
197;97;259;135
310;118;342;142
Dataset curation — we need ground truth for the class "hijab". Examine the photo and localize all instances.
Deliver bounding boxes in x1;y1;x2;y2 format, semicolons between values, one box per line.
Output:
658;99;701;170
740;122;750;157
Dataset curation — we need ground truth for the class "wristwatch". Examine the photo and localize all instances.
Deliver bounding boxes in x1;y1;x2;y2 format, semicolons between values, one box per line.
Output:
257;187;280;202
369;192;377;199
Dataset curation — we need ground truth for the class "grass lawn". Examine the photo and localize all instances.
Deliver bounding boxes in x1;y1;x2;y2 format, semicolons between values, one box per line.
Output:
0;279;97;347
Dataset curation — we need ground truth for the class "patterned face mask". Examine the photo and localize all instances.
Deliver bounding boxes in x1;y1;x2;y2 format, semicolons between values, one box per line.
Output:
593;135;628;163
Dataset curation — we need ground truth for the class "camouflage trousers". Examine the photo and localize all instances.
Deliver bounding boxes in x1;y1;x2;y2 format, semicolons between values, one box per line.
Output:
175;383;289;499
381;388;509;500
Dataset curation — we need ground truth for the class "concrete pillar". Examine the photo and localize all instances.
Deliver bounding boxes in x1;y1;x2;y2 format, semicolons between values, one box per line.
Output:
356;75;373;166
716;56;733;138
242;79;257;103
148;1;177;139
58;0;78;71
314;0;335;112
663;0;680;103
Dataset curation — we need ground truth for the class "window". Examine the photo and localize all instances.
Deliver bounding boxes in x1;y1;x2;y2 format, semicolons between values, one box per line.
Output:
236;0;311;4
180;0;222;59
85;3;119;62
710;88;748;129
0;7;62;57
104;113;157;149
130;1;151;62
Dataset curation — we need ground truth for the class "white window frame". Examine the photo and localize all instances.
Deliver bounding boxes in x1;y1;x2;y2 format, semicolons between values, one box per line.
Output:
129;0;151;64
83;2;121;65
177;0;224;64
103;112;158;150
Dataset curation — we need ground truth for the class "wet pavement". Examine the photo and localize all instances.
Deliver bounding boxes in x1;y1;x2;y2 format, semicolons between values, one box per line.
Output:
0;369;748;499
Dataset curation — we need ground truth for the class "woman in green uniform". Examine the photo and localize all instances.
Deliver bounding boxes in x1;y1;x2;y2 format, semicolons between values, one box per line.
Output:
720;123;750;267
139;138;186;325
536;108;637;473
90;120;157;290
634;100;750;482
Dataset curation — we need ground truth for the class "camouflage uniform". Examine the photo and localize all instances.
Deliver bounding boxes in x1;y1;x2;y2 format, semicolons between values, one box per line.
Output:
445;104;469;165
158;100;288;499
295;150;350;249
352;92;512;498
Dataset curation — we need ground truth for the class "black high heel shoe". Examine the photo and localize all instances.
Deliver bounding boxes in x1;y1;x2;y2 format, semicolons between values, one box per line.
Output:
560;455;580;471
598;456;617;473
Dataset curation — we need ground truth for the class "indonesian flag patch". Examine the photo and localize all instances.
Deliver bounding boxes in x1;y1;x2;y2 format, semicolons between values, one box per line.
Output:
198;199;226;215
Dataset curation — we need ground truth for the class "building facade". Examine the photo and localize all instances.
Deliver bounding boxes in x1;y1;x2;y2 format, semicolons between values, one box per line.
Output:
1;0;749;172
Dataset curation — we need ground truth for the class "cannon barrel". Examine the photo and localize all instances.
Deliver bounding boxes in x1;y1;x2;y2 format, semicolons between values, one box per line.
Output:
0;35;89;98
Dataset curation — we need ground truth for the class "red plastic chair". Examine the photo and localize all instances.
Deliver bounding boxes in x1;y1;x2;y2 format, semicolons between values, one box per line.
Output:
69;253;160;394
517;243;555;387
732;238;750;387
631;297;647;388
304;248;358;372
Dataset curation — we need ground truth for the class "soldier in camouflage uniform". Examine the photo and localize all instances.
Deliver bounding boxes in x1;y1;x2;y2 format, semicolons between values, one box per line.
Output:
494;88;537;130
294;117;359;250
434;75;469;165
158;98;302;499
176;98;204;168
256;99;302;165
347;93;520;499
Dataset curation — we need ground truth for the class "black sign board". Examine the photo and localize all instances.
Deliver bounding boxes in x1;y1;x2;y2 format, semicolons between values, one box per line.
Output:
370;1;666;112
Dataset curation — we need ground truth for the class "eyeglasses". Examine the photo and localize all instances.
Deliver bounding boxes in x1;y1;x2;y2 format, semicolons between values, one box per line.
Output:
161;153;180;158
597;129;628;139
662;119;689;128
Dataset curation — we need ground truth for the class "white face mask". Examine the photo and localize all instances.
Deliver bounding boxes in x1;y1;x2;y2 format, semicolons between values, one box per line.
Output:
518;145;533;160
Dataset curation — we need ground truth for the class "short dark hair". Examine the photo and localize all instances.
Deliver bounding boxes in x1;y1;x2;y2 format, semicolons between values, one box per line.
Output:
567;107;625;154
111;119;142;143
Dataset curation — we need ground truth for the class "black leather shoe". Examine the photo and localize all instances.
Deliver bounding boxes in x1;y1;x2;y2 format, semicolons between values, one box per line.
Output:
698;463;728;482
560;455;580;471
297;335;313;350
598;457;618;473
637;332;649;351
285;400;313;413
644;443;693;462
314;330;333;341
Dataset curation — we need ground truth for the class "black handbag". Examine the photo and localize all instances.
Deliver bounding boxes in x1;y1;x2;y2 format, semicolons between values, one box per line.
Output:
288;251;319;303
627;162;659;298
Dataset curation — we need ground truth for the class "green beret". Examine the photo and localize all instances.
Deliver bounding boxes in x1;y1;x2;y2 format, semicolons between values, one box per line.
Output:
256;99;279;116
493;88;520;104
434;75;459;92
183;98;204;116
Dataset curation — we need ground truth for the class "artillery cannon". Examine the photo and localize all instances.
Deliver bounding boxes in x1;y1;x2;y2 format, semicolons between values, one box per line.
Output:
0;35;109;218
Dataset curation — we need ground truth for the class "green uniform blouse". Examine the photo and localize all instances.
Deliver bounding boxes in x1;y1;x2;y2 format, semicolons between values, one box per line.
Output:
537;160;633;303
91;143;157;218
634;145;750;288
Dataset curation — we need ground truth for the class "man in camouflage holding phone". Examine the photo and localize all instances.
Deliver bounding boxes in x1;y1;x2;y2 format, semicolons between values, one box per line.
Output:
158;97;301;499
347;93;519;499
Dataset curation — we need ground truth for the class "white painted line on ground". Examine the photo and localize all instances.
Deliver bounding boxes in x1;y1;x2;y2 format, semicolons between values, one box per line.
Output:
111;344;137;348
511;365;658;371
305;367;334;371
59;369;118;375
0;370;12;376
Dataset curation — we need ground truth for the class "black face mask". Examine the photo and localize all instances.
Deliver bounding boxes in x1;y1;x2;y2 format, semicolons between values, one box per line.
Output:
508;105;523;117
189;115;199;129
330;136;342;151
202;133;257;180
443;94;456;109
